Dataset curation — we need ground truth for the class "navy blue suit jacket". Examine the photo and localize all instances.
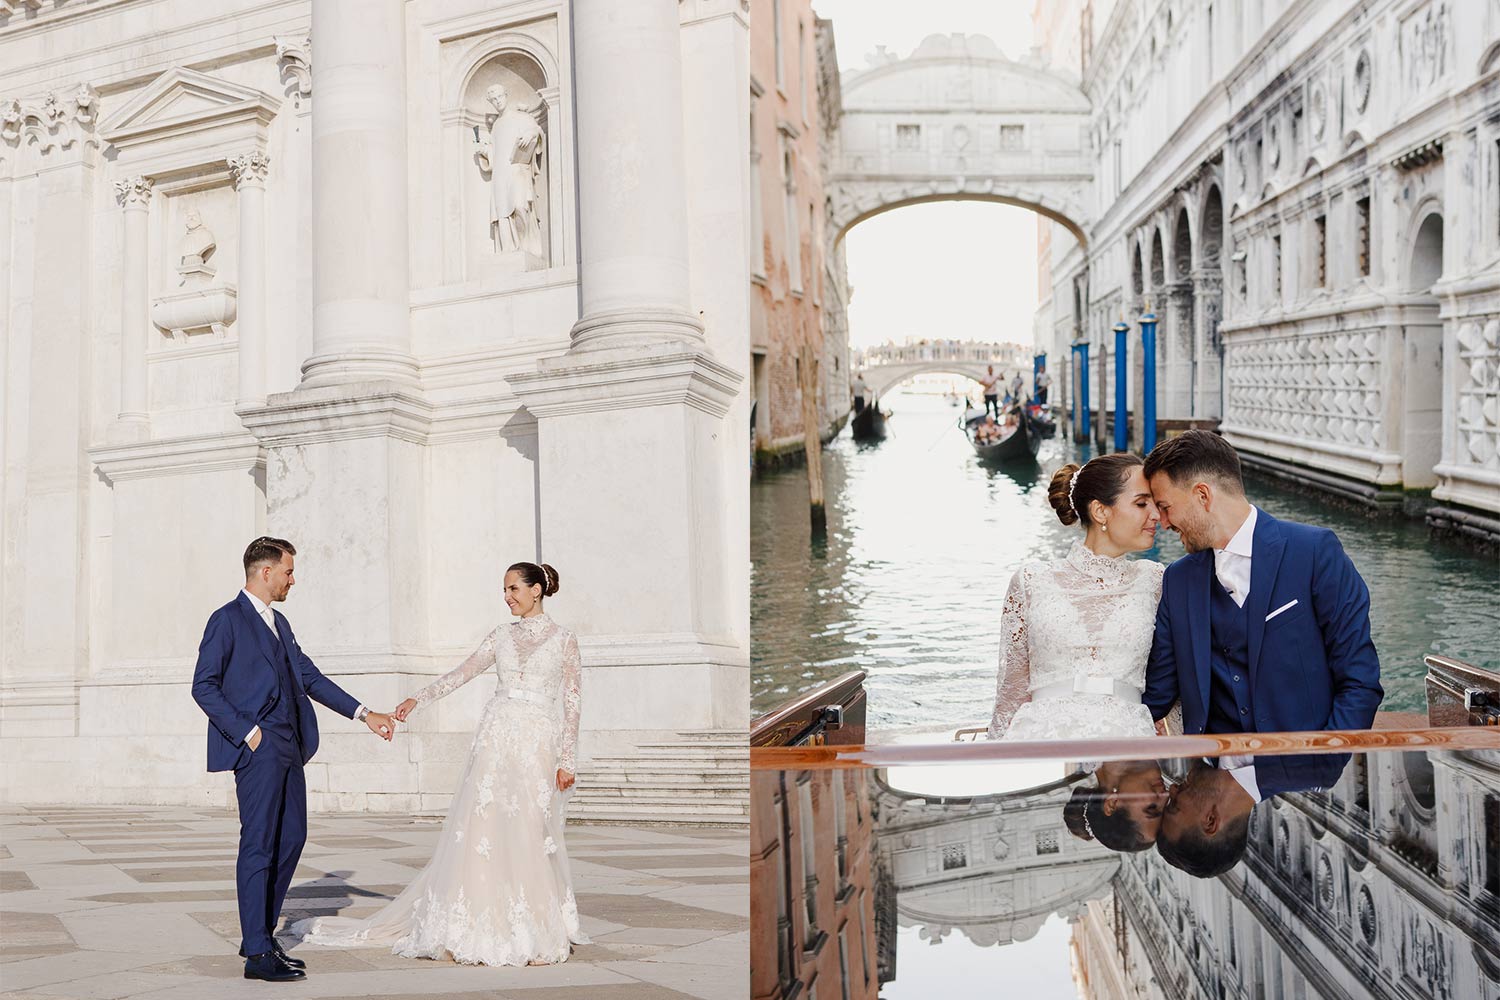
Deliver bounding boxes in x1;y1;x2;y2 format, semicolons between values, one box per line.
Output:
190;592;361;772
1144;510;1383;742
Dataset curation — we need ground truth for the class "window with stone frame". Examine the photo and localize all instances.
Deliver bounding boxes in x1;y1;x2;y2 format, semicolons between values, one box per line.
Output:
940;843;967;870
1313;214;1326;287
1356;195;1371;277
1036;830;1060;854
1271;231;1282;303
896;124;921;151
1000;124;1025;150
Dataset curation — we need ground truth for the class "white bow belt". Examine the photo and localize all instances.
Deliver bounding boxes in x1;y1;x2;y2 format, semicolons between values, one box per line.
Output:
503;688;550;706
1032;676;1143;703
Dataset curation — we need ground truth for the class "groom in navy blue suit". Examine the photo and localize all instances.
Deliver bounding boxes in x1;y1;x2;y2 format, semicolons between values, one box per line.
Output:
191;537;397;982
1141;432;1382;876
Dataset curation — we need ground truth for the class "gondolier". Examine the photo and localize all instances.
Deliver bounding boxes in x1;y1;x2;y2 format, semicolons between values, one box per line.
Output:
979;365;1000;418
852;373;869;415
1035;365;1052;405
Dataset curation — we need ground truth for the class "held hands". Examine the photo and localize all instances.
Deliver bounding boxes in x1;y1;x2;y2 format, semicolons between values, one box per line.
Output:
392;698;418;723
556;768;575;792
1154;717;1169;737
365;711;396;741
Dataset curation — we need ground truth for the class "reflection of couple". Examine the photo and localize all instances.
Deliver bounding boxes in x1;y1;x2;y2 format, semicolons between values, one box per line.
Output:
988;431;1382;870
191;538;585;982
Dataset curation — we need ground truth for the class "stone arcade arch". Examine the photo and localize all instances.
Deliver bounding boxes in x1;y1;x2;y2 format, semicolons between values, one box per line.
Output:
825;34;1093;251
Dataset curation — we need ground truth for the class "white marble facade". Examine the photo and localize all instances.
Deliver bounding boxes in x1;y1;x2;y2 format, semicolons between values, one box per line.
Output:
0;0;751;813
1036;0;1500;525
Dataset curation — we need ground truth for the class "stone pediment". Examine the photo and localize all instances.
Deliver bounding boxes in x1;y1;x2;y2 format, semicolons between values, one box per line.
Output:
100;67;278;157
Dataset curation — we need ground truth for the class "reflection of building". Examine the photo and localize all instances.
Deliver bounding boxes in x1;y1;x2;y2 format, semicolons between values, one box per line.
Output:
872;770;1117;956
751;769;878;1000
1076;750;1500;1000
1034;0;1500;541
750;1;852;466
0;2;749;815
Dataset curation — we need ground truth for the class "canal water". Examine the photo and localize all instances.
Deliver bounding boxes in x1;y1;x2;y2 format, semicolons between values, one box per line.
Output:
751;389;1500;735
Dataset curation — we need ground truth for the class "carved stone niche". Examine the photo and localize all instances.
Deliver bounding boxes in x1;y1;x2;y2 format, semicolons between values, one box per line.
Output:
462;52;551;274
98;67;277;348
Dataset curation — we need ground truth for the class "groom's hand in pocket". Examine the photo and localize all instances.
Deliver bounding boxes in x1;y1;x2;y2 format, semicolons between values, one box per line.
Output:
247;729;262;752
364;711;396;741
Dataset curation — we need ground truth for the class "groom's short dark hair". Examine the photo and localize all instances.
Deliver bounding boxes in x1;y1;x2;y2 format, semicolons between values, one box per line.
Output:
244;536;296;575
1143;429;1244;494
1156;811;1251;879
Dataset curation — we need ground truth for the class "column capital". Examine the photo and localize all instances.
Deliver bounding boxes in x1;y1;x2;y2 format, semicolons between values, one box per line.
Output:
275;35;312;99
113;175;153;208
228;150;271;189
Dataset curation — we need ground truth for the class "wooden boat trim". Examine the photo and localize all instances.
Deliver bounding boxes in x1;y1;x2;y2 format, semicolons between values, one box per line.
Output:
750;725;1499;770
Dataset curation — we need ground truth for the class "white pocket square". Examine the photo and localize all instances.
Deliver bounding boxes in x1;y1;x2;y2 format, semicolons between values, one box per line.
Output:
1265;599;1298;622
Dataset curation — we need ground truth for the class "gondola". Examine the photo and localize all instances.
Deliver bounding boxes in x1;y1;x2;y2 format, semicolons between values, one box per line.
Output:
1024;403;1056;439
851;399;887;440
965;407;1039;462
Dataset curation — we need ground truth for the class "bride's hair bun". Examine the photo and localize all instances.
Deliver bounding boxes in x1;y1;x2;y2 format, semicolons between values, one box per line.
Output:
1046;453;1146;529
1048;464;1083;526
1063;787;1094;841
508;561;560;598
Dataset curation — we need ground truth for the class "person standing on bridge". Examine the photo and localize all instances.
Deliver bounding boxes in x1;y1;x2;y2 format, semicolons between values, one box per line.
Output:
980;365;1001;419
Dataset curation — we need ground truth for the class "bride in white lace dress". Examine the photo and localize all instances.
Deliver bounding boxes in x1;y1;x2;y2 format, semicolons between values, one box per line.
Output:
292;561;588;966
988;454;1168;741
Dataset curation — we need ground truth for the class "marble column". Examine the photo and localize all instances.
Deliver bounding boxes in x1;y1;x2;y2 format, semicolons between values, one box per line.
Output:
113;176;153;435
1192;270;1224;420
300;0;417;386
229;151;269;406
507;1;745;752
568;0;704;351
1163;281;1194;421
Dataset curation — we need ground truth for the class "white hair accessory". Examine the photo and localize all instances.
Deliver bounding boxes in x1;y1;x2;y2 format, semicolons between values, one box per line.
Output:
1067;467;1084;516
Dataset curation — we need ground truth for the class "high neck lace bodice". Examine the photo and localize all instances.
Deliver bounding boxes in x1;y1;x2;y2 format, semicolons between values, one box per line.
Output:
987;544;1165;740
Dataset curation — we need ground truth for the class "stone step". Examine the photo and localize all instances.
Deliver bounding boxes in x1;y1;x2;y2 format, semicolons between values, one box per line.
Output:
570;811;748;830
581;770;746;787
587;755;747;770
569;799;748;822
576;784;746;800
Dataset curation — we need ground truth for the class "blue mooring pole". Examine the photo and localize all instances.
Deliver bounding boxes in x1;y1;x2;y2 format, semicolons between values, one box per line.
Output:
1071;341;1090;442
1140;311;1158;456
1113;322;1128;453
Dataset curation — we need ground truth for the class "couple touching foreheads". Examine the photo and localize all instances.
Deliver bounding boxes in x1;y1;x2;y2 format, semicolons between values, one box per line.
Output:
986;430;1383;876
191;537;586;982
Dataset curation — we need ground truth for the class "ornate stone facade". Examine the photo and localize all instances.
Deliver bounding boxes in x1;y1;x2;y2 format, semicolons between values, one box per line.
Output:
1035;0;1500;533
0;0;751;818
749;2;850;465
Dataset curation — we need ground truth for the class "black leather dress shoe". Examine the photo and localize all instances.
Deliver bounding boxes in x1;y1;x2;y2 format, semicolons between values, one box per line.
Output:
244;951;306;981
271;940;306;970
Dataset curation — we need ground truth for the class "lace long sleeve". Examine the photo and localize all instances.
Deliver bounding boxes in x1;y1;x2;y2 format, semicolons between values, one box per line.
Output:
558;633;582;773
412;628;499;709
986;568;1032;738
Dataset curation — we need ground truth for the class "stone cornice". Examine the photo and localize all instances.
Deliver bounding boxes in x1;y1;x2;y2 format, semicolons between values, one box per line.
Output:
236;382;434;448
507;345;743;420
89;431;263;483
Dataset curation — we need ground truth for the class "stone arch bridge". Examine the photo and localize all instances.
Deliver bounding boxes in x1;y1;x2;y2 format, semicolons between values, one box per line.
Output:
827;34;1093;249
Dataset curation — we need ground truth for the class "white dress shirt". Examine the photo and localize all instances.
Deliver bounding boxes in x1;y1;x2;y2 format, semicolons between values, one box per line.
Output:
241;589;365;746
1213;506;1258;608
1217;754;1263;802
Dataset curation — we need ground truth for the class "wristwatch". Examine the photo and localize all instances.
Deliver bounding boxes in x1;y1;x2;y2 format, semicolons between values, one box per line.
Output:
356;706;370;723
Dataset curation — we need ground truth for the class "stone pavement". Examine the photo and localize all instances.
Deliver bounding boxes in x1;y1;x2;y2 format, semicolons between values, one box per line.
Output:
0;805;747;999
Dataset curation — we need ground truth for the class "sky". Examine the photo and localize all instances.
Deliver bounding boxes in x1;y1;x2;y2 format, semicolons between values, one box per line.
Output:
812;1;1043;350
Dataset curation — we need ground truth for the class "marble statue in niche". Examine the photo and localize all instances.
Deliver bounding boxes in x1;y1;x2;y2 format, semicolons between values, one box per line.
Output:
475;83;545;261
177;209;216;285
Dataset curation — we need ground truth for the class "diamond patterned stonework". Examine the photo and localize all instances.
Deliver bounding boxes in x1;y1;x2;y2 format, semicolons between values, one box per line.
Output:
1225;331;1386;450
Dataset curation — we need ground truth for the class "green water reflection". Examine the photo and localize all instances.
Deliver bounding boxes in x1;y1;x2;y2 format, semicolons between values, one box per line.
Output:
751;390;1500;733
